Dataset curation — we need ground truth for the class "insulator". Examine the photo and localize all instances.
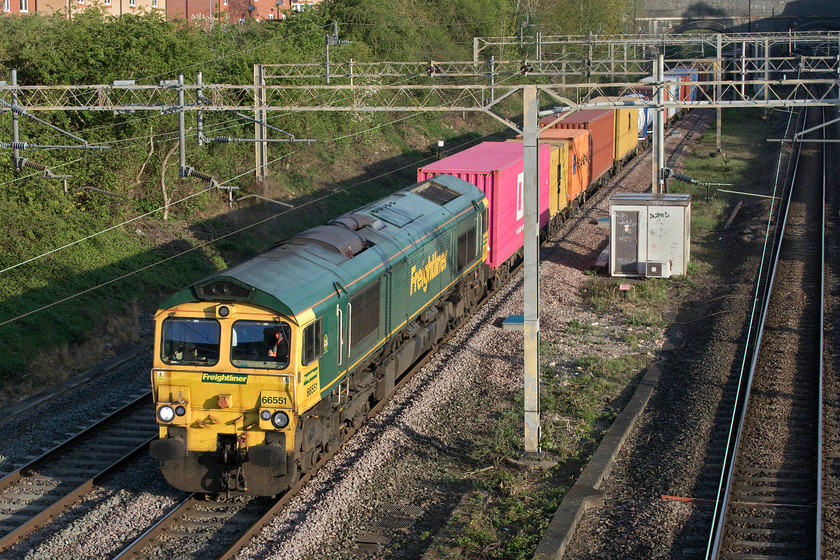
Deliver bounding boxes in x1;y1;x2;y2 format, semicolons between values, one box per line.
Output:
671;172;695;183
10;142;29;150
20;159;47;171
210;136;233;144
189;169;214;182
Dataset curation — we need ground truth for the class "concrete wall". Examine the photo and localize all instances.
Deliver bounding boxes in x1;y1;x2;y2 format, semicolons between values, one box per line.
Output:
637;0;840;33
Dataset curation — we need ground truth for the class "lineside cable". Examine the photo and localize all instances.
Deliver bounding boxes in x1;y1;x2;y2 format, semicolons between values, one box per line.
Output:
0;142;396;324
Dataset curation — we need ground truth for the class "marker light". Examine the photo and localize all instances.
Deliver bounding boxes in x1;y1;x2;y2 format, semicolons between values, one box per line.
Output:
271;411;289;429
157;405;175;423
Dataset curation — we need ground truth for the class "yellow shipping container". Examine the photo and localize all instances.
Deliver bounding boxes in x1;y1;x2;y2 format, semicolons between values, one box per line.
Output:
551;141;568;219
592;97;639;163
547;145;559;218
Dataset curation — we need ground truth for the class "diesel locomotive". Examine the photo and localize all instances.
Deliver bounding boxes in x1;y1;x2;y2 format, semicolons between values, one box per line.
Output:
150;175;489;495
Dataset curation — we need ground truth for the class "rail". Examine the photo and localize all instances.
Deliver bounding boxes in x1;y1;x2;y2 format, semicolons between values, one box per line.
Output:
0;392;155;553
706;100;828;558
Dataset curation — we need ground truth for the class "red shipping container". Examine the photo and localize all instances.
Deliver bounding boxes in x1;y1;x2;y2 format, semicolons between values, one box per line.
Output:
539;109;614;184
417;142;551;270
665;70;692;101
538;128;591;204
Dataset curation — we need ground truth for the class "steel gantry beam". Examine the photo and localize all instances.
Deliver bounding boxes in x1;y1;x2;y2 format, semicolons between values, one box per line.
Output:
473;31;840;61
2;76;837;116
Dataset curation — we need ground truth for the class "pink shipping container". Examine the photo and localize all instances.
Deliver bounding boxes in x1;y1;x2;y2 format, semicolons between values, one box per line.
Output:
539;109;614;185
417;142;551;269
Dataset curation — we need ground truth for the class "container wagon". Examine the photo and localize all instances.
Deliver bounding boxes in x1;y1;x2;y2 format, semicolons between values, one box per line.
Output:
539;109;614;186
538;128;591;208
590;97;640;165
417;142;552;271
619;92;652;141
508;139;568;234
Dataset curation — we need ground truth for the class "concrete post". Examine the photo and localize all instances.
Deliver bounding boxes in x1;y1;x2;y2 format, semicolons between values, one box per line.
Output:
653;55;665;193
197;71;204;147
717;33;723;154
490;56;496;104
11;69;19;171
178;74;186;177
764;38;770;111
522;85;541;455
254;64;267;182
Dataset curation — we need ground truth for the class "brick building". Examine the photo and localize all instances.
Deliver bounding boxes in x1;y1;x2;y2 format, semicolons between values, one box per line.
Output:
0;0;319;24
166;0;318;22
2;0;162;16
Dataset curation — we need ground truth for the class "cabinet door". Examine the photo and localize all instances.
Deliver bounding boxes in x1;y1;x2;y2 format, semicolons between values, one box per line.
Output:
613;210;639;275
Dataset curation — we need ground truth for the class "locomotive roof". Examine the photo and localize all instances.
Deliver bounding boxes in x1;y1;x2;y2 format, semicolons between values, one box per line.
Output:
160;174;485;320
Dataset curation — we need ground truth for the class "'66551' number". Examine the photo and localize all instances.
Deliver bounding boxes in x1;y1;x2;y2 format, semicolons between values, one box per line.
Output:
261;396;287;405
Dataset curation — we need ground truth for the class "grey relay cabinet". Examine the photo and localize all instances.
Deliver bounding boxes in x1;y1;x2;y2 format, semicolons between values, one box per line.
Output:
608;193;691;278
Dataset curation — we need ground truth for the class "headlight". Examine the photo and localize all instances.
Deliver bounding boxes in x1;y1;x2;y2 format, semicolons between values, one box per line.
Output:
271;411;289;429
175;405;186;417
157;405;175;423
260;409;271;421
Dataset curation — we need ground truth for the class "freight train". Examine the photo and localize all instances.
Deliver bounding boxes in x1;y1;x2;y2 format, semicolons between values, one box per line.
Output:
149;76;701;496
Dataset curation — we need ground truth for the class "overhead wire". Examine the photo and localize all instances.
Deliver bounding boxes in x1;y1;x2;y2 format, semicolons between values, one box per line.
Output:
0;114;486;327
2;60;503;270
0;41;508;323
0;187;212;275
0;108;492;327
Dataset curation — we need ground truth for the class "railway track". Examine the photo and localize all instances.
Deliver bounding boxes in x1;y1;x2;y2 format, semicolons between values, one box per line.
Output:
112;284;477;559
115;112;713;560
821;100;840;558
0;110;716;558
705;103;828;558
0;391;156;554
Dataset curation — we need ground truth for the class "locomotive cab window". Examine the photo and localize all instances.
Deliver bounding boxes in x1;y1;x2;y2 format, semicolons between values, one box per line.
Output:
302;318;323;366
230;320;291;370
161;318;221;366
457;226;477;271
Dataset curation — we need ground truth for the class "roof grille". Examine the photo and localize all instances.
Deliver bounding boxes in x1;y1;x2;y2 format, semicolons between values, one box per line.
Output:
411;180;460;205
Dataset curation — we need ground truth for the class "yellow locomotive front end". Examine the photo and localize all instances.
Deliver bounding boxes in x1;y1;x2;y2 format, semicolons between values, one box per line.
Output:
150;301;303;496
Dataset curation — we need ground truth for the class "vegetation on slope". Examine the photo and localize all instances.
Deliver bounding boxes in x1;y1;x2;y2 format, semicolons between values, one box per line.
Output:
0;0;631;397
